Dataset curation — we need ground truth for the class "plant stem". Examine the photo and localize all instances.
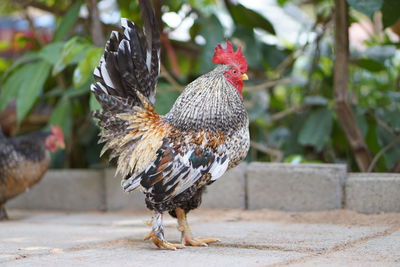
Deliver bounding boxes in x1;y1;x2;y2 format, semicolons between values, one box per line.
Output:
333;0;372;172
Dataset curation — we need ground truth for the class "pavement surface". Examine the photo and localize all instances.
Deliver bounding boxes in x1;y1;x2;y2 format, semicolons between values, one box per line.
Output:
1;209;400;266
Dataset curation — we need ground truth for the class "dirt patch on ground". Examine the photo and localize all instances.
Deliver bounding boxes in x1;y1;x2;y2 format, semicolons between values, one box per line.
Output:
190;209;400;228
10;208;400;228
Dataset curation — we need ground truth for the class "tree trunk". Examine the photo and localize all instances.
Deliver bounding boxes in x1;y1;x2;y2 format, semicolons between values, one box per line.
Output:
334;0;372;171
87;0;105;47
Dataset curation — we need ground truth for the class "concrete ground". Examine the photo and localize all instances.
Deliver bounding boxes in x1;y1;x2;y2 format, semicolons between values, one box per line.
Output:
1;209;400;266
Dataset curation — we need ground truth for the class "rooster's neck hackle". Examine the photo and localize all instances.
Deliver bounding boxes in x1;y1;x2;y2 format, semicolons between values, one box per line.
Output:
165;65;247;133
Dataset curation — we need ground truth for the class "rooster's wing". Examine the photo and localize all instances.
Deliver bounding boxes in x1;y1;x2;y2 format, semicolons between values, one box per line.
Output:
122;130;229;203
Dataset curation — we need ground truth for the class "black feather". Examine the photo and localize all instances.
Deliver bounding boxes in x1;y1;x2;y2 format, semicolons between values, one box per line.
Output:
91;0;160;113
139;0;161;91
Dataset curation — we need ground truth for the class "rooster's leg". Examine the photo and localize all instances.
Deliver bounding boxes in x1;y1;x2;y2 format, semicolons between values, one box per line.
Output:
176;208;220;246
144;211;184;250
0;204;8;221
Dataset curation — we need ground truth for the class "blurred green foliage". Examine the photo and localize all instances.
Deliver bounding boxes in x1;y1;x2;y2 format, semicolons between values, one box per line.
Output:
0;0;399;171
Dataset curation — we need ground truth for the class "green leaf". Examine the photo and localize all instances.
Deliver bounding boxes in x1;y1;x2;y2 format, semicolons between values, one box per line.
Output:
346;0;383;18
38;42;65;65
366;120;385;171
377;124;400;169
198;15;225;73
277;0;290;6
304;96;329;106
155;87;180;115
64;86;90;98
283;112;308;156
227;4;275;34
283;154;322;164
49;99;72;139
354;58;385;72
90;93;101;111
1;52;39;80
53;37;91;75
53;3;81;42
16;61;51;122
0;57;10;73
232;26;262;70
188;0;216;10
0;40;11;52
244;90;269;122
268;127;290;147
116;0;140;21
0;66;32;110
378;109;400;132
381;0;400;28
355;107;368;137
284;154;305;164
261;44;290;69
73;47;102;87
298;108;333;152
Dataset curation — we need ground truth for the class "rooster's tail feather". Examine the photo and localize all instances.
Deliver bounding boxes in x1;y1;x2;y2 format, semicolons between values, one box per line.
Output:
91;0;162;173
91;0;160;112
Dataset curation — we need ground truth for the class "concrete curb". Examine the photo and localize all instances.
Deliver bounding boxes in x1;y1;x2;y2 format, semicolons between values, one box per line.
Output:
8;170;106;211
7;163;400;213
345;173;400;214
247;162;347;211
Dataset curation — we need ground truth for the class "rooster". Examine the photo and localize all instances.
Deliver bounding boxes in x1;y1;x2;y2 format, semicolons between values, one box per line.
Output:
0;126;65;220
91;0;249;250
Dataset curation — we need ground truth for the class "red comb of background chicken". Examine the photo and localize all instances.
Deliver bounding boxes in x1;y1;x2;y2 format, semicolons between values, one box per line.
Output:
51;125;64;141
212;40;248;73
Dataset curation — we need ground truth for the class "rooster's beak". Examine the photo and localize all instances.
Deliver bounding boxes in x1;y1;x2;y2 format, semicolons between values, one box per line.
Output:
241;73;249;80
58;141;66;150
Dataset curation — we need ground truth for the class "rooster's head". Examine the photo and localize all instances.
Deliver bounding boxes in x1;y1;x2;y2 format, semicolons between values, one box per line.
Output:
212;40;248;95
45;125;65;152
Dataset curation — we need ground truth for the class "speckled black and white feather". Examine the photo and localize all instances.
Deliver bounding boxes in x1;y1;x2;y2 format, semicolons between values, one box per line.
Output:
91;0;160;109
91;0;161;178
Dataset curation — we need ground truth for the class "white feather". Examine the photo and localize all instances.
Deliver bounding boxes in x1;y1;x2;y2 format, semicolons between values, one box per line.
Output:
121;18;133;40
90;83;108;94
100;62;115;89
122;175;141;192
93;67;100;78
181;150;192;165
98;83;108;94
121;18;129;29
110;31;119;41
210;158;229;181
146;50;151;71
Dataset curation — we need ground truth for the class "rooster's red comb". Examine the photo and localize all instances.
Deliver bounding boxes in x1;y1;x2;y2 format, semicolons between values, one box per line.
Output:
51;125;64;141
212;40;247;73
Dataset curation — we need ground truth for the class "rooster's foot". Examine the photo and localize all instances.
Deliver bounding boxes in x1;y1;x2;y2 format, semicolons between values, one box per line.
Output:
183;236;220;247
175;207;220;247
144;230;185;250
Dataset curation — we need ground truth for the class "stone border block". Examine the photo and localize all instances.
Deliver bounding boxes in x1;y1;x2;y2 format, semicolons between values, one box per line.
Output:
201;163;247;209
13;163;395;213
345;173;400;214
247;162;347;211
8;170;105;211
104;169;146;211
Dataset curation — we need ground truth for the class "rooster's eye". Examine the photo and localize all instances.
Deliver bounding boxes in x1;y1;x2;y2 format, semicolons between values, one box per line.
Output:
232;70;237;74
